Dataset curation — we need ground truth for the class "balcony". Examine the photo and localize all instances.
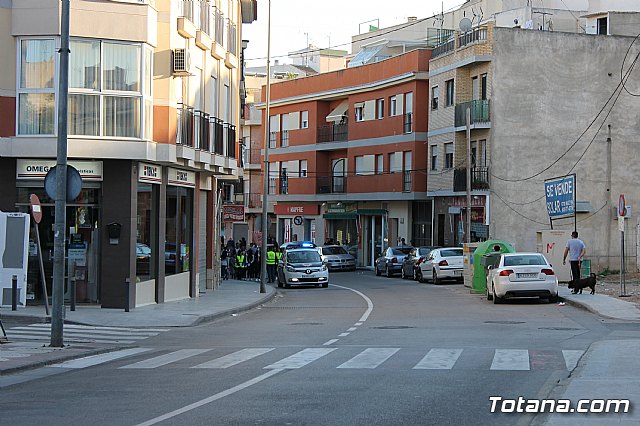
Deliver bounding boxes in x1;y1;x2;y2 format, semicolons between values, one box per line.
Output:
317;123;348;143
316;176;346;194
226;19;237;56
454;99;490;128
247;193;262;209
210;117;224;155
176;105;194;147
403;171;412;192
224;123;236;158
458;27;488;49
432;39;454;58
453;166;490;192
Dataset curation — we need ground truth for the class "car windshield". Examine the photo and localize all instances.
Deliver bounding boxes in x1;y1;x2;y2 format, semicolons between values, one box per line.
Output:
440;249;463;257
288;251;322;263
392;247;413;255
503;255;547;266
323;247;347;255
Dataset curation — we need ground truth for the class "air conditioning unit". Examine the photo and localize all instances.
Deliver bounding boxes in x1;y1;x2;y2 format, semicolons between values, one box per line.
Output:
172;48;191;74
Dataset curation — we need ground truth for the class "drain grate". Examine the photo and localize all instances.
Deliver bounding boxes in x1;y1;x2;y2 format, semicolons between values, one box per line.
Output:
290;322;323;326
371;325;415;330
484;321;526;325
538;327;582;331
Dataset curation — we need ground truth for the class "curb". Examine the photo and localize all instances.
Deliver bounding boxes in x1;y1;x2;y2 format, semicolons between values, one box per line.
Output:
190;285;277;326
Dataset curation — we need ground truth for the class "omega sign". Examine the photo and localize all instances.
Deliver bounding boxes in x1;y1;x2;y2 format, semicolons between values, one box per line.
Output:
17;159;103;181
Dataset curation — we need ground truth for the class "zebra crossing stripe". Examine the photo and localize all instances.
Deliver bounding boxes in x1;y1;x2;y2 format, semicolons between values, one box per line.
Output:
15;325;161;337
562;350;584;371
5;333;137;344
413;348;463;370
192;348;275;369
49;348;152;369
264;348;337;369
23;324;170;333
8;329;150;340
491;349;530;370
120;349;211;369
337;348;400;369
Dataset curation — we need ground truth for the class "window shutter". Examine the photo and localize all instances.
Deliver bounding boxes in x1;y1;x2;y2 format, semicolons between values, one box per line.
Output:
363;100;375;121
396;94;404;115
288;112;300;130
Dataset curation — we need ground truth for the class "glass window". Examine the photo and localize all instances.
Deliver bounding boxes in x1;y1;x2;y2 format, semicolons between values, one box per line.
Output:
376;99;384;119
165;186;193;276
431;86;439;110
446;79;454;107
20;39;55;89
354;104;364;122
103;43;140;92
301;110;308;128
19;93;55;135
70;40;100;90
445;143;454;169
355;156;364;175
137;183;158;280
389;96;397;116
430;145;438;170
68;94;99;136
376;154;383;175
299;160;308;177
103;96;141;138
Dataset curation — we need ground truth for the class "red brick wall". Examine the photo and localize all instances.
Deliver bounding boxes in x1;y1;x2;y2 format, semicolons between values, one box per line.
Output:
0;97;16;137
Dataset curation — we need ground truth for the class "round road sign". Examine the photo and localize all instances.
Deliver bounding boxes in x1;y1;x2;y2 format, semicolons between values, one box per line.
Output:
30;194;42;224
618;194;626;217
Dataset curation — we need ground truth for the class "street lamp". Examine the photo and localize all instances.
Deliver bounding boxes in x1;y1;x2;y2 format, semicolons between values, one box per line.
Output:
259;0;272;293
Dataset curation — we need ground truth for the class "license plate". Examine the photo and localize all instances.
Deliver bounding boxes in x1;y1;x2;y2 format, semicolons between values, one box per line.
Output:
454;270;462;276
517;273;538;278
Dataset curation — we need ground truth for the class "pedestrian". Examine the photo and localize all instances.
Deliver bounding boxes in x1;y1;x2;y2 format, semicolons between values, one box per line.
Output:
235;249;247;280
563;231;586;293
220;247;229;280
266;245;276;283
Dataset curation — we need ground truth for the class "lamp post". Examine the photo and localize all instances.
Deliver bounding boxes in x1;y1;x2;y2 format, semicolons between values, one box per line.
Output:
259;0;272;294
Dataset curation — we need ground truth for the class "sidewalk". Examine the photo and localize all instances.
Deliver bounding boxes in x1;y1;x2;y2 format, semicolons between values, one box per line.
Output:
558;286;640;321
0;279;275;376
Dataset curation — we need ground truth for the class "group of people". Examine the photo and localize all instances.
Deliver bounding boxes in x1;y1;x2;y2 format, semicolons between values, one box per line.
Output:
220;237;282;282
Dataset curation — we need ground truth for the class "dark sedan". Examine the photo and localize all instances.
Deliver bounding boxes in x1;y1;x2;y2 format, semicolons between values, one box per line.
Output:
375;246;413;277
401;246;440;280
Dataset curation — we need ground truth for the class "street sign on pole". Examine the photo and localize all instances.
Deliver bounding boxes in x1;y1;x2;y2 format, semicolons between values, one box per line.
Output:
618;194;626;217
30;194;49;315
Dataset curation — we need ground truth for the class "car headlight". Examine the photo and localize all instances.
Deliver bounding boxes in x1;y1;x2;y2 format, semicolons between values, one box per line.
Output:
286;266;296;272
321;264;328;271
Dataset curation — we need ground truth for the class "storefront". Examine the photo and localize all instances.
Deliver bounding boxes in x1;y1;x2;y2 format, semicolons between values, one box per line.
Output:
275;204;321;244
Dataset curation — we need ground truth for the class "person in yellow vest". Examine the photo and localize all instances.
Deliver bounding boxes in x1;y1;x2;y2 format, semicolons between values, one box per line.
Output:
266;245;276;283
235;250;247;280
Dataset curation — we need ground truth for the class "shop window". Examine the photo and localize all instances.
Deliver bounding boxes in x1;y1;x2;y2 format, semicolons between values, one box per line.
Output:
137;183;158;280
165;186;193;276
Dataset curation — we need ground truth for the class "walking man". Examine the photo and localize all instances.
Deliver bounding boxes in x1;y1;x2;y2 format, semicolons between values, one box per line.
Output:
266;245;276;283
563;231;586;293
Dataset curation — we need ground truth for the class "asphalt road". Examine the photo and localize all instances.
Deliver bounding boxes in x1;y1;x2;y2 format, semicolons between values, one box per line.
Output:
0;271;621;425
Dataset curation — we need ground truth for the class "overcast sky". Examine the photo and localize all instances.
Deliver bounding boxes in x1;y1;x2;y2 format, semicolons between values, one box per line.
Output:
242;0;467;67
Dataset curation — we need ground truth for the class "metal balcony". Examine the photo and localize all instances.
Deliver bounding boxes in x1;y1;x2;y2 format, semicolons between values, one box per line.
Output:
317;123;348;143
454;100;490;128
453;166;490;192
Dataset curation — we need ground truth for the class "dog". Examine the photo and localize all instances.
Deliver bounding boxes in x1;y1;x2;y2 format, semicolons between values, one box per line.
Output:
568;273;597;295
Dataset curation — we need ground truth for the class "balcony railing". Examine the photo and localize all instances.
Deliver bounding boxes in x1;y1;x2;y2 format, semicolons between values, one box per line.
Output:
225;123;236;158
199;0;211;34
214;8;224;44
316;176;346;194
453;166;490;192
454;99;491;128
458;27;488;49
226;19;237;56
403;113;413;133
247;193;262;208
432;38;455;58
403;171;412;192
211;117;224;155
281;130;289;147
269;131;277;148
317;123;348;143
177;105;194;147
179;0;194;22
194;110;209;150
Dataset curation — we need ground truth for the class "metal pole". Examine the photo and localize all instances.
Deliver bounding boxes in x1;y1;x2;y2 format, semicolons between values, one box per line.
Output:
35;224;50;315
70;278;76;311
466;107;471;244
259;0;272;294
11;275;17;311
51;0;70;347
125;278;130;312
606;125;612;270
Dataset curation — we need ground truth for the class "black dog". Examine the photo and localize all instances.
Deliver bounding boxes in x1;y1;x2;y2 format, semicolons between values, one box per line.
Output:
568;273;596;295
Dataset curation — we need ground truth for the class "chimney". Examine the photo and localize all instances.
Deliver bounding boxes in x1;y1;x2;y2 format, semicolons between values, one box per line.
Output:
407;16;417;23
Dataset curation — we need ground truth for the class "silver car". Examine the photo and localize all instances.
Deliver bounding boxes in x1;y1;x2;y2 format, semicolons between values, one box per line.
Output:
277;248;329;288
317;245;356;271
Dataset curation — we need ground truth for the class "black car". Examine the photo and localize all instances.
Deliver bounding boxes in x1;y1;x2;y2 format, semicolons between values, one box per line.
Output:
375;246;413;277
401;246;440;280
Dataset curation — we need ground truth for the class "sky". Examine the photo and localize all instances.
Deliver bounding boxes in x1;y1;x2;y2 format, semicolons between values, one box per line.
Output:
241;0;467;68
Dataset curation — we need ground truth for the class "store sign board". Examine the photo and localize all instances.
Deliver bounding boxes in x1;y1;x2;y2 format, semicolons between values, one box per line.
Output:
222;205;244;222
139;163;162;185
327;203;356;214
168;168;196;188
274;204;320;215
16;159;103;181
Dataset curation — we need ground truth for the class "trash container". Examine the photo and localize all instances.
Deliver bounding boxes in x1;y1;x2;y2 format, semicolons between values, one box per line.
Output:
580;259;591;278
470;240;516;294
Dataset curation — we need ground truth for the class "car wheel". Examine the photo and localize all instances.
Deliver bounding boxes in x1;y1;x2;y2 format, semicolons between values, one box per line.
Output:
433;269;441;285
492;285;502;304
322;282;329;288
386;266;393;278
417;269;425;283
548;294;559;303
486;285;493;301
375;265;381;276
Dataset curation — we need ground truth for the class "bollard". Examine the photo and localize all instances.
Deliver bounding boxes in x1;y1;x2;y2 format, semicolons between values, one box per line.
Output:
12;275;17;311
125;278;130;312
70;278;76;312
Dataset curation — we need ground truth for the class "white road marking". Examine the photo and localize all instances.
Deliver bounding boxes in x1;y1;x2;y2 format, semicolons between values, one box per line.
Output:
21;324;169;332
264;348;337;369
4;333;136;344
329;284;374;322
134;369;283;426
337;348;400;369
120;349;211;369
347;327;357;332
413;348;463;370
338;332;350;337
192;348;275;369
355;322;363;326
491;349;530;371
562;350;584;371
49;348;152;369
323;339;339;346
14;325;161;337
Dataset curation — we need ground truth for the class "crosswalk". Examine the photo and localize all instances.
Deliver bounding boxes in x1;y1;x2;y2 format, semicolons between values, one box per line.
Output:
52;346;586;372
6;324;169;345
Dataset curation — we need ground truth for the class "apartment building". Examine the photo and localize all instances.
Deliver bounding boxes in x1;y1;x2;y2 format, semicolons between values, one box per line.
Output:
259;49;431;268
0;0;257;309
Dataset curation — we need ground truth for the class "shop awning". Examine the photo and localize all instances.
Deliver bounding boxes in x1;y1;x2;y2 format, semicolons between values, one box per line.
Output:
326;101;349;123
323;212;357;220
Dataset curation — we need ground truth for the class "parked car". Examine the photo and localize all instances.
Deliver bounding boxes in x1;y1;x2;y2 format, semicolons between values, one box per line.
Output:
317;245;356;271
486;252;559;304
401;246;440;280
277;248;329;288
417;247;464;284
136;243;151;275
375;246;414;277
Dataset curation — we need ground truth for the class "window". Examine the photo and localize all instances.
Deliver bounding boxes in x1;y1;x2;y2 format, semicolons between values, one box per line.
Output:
444;143;454;169
389;152;402;173
376;98;384;119
299;160;308;177
18;39;56;135
471;141;477;165
281;114;289;147
431;86;439;110
301;110;308;128
355;155;365;175
472;76;479;100
165;186;193;276
481;73;488;100
389;95;397;116
445;79;454;107
137;183;158;280
354;103;364;122
430;145;438;170
376;154;384;174
597;17;608;35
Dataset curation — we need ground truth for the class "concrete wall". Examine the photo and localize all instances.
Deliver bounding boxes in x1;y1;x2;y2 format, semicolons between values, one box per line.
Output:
490;27;640;271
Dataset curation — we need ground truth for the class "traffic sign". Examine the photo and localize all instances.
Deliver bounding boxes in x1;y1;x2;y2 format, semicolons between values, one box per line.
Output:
618;194;626;217
29;194;42;224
